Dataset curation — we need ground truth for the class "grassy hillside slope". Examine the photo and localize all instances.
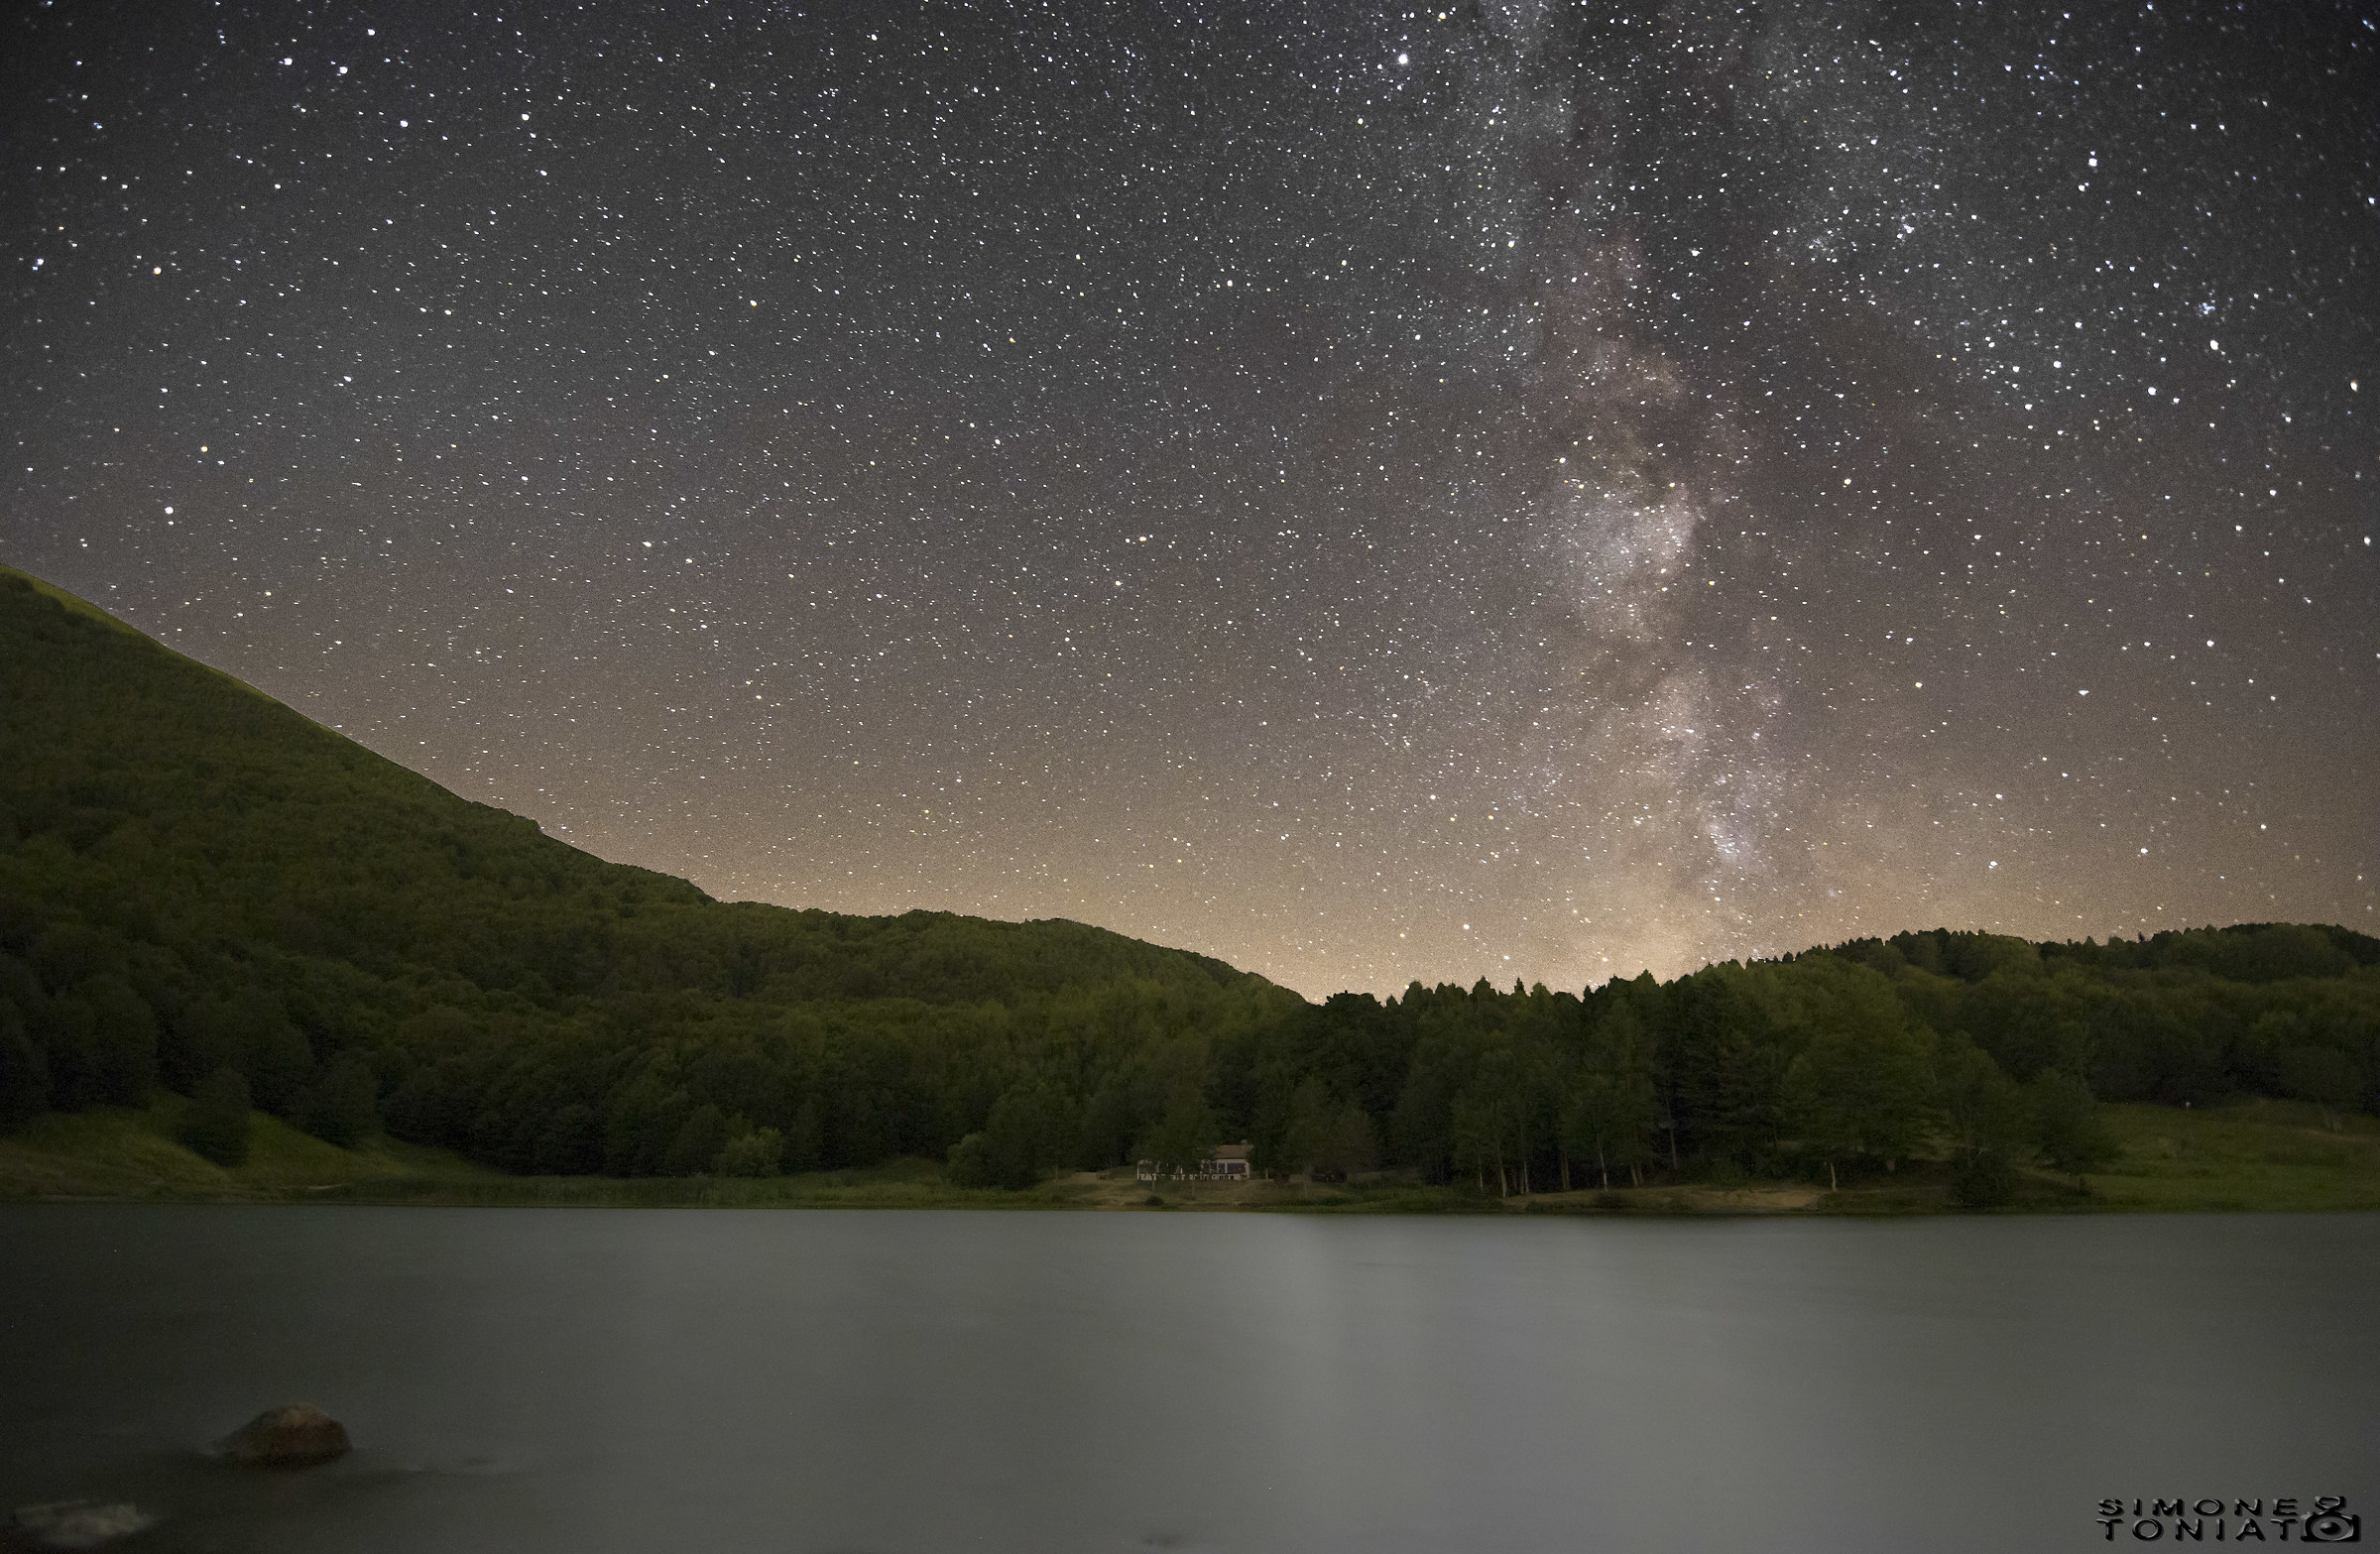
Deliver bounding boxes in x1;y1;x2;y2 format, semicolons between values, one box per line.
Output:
0;1096;502;1201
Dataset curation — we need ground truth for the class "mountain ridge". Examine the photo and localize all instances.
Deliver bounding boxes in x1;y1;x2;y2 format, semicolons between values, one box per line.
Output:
2;562;2372;1202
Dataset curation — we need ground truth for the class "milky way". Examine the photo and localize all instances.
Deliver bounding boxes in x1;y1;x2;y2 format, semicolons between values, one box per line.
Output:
5;2;2374;996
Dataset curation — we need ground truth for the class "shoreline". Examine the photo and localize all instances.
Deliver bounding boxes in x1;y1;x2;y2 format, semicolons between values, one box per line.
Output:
4;1097;2376;1217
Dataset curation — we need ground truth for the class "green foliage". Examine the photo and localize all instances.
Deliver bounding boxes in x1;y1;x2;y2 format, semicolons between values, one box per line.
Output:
1937;1032;2034;1166
662;1104;733;1176
2276;1045;2362;1130
1785;1018;1939;1182
1948;1149;2021;1209
533;1104;604;1175
179;1067;253;1166
0;1005;49;1134
1561;1008;1658;1189
782;1099;823;1173
714;1126;784;1178
977;1083;1074;1188
945;1133;995;1187
1141;1087;1217;1175
1936;1031;2031;1204
1276;1075;1377;1179
78;976;159;1107
1668;969;1791;1168
1448;1086;1505;1191
2030;1070;2121;1184
1887;929;2041;983
298;1052;380;1147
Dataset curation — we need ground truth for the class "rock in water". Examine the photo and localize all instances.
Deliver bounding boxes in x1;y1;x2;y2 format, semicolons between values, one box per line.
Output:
218;1403;351;1467
8;1501;158;1550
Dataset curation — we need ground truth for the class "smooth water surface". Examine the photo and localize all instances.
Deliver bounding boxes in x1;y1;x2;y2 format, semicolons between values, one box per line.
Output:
1;1207;2373;1552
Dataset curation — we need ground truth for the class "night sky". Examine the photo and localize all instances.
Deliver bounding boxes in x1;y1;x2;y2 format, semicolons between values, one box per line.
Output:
5;2;2374;998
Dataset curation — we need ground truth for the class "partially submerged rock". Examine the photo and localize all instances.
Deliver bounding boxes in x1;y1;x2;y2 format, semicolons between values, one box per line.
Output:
217;1403;350;1468
8;1500;157;1551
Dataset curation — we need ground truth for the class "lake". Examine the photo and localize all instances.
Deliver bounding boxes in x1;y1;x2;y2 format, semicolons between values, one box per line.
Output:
1;1207;2373;1552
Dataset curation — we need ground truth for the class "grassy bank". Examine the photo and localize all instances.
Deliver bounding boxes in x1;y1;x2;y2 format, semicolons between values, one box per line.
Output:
2082;1098;2380;1213
0;1095;504;1201
3;1098;2375;1214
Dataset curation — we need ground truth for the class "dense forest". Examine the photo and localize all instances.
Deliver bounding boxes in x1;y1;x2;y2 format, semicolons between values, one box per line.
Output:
3;563;2375;1205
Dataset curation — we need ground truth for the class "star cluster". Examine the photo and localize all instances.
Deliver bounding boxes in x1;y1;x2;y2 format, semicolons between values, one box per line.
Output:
5;1;2374;996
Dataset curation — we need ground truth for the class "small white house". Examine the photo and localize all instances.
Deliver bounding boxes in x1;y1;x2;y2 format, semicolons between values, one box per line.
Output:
1202;1141;1252;1179
1137;1142;1254;1181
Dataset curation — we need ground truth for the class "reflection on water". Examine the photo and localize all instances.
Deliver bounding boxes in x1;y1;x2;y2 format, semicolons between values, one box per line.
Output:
1;1207;2374;1553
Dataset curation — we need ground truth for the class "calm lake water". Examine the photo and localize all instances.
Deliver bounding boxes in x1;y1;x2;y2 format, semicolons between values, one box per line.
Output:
1;1207;2374;1553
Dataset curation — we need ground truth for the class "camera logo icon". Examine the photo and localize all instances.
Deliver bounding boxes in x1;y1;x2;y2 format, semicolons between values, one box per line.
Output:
2304;1510;2361;1543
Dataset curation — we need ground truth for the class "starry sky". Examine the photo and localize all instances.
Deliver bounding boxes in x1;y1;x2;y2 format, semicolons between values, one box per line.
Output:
5;1;2375;998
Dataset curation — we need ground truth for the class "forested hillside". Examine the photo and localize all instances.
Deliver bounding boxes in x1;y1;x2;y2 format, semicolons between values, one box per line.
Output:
0;564;1297;1178
1267;919;2378;1203
2;563;2374;1203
